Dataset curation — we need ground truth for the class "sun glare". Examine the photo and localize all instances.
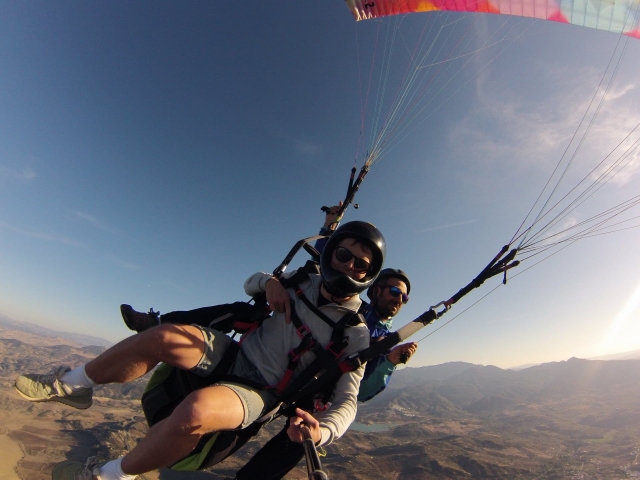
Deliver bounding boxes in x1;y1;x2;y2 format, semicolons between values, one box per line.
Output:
600;280;640;355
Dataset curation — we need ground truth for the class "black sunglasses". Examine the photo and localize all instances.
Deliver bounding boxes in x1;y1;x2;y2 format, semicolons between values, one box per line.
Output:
334;246;371;273
378;285;409;304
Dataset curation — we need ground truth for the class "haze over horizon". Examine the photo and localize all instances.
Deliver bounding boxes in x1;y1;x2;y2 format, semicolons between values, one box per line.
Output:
3;312;640;370
1;2;639;369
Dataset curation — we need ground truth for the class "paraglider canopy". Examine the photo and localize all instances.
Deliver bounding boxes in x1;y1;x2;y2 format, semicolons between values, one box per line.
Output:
345;0;640;38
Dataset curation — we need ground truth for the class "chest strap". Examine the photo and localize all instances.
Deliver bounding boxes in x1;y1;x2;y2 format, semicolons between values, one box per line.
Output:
271;279;362;398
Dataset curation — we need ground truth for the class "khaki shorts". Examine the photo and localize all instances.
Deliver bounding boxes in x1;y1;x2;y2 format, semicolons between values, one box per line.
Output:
191;326;276;428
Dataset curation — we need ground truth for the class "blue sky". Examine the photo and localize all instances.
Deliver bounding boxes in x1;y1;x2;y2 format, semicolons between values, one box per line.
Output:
1;1;639;369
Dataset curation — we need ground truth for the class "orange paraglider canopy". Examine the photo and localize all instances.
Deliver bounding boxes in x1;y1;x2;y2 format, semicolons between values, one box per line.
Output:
345;0;640;38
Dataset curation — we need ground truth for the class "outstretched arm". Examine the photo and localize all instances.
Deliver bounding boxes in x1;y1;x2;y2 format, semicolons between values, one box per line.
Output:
314;202;343;254
287;408;322;444
312;362;365;445
357;342;418;402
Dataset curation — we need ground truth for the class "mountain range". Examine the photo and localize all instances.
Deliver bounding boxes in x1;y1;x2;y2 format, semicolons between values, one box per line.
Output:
0;313;112;348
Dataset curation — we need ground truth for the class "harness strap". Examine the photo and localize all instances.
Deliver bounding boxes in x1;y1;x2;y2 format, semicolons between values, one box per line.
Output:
269;277;360;400
278;267;313;290
251;263;366;413
278;352;363;418
295;288;338;329
236;321;260;344
274;321;317;396
279;265;339;329
275;311;358;402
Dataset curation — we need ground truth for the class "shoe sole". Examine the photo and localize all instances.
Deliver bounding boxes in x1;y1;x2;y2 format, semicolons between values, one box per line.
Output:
120;304;137;331
121;304;157;333
13;385;92;409
52;460;94;480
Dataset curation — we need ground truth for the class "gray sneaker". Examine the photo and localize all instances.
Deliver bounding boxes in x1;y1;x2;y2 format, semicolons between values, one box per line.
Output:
14;366;93;409
52;457;103;480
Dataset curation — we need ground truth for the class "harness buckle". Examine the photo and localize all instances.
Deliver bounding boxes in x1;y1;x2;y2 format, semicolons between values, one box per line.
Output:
325;341;343;359
339;352;362;373
296;324;312;339
314;399;330;412
288;348;302;363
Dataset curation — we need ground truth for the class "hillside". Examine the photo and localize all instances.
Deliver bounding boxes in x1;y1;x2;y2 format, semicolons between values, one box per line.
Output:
0;314;112;348
354;358;640;478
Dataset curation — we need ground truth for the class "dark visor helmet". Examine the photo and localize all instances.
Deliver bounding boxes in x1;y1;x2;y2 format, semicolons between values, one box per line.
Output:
320;221;386;297
366;268;411;302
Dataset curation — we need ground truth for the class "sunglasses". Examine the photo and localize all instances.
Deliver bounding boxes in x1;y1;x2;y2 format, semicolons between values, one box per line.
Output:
334;246;371;273
378;285;409;304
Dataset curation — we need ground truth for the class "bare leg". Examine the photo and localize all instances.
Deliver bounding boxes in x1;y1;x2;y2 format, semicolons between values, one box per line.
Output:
85;324;205;384
120;385;245;474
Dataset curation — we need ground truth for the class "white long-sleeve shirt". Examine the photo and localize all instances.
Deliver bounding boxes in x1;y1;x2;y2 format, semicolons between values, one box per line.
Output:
242;270;369;445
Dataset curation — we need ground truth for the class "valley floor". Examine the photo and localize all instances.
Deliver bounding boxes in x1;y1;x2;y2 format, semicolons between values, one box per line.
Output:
0;425;22;480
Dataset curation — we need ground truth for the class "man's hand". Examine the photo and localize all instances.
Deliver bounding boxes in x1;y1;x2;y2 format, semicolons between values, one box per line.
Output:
323;201;343;230
387;342;418;365
287;408;322;445
265;278;292;323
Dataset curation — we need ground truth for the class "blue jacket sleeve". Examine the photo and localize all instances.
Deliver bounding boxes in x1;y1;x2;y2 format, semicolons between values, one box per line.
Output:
357;355;396;402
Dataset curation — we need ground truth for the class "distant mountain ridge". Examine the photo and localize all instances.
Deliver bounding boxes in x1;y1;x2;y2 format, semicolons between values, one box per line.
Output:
509;348;640;369
0;313;112;347
366;357;640;416
588;348;640;361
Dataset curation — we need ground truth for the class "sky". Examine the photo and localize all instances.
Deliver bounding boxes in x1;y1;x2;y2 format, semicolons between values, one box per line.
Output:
1;1;639;369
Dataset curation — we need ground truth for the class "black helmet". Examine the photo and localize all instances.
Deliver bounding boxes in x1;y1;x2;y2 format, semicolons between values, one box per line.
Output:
320;221;386;297
366;268;411;302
